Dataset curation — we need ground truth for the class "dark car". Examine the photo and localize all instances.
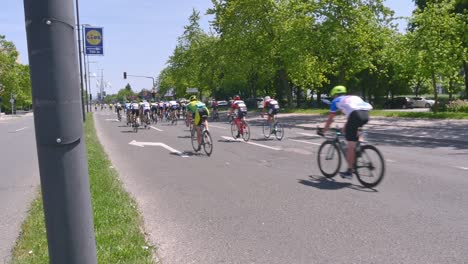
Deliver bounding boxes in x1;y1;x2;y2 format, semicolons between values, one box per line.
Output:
383;97;413;109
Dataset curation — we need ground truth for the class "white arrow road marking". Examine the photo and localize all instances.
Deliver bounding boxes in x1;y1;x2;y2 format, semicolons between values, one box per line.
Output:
129;140;188;157
456;166;468;170
289;139;321;146
221;136;281;151
209;124;228;130
386;159;396;163
150;126;163;132
298;132;321;138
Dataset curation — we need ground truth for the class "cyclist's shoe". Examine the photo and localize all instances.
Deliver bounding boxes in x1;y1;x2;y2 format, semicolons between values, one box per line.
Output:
339;169;353;179
235;133;241;139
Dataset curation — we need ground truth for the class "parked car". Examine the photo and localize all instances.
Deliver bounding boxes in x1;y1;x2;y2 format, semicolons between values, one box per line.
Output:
383;97;414;109
245;98;264;109
217;100;229;108
411;97;435;108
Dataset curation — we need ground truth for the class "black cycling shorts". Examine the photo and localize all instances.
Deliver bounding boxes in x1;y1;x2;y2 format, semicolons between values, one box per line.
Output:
345;110;369;141
267;108;278;116
131;109;139;117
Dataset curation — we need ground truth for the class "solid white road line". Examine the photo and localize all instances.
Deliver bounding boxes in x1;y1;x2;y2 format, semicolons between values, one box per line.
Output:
209;124;228;130
298;132;321;138
150;126;163;132
105;118;119;121
129;140;188;157
289;139;321;146
221;136;281;151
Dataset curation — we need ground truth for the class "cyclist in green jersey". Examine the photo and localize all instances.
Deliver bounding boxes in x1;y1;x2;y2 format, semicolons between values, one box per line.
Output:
186;95;210;150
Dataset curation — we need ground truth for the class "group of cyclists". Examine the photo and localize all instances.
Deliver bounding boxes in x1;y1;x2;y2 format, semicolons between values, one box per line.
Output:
110;85;373;180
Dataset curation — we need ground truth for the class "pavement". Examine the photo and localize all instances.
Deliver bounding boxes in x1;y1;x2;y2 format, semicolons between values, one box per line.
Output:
0;115;40;263
93;110;468;264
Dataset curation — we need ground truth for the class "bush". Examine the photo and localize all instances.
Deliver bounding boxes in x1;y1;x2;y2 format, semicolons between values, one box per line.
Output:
446;100;468;113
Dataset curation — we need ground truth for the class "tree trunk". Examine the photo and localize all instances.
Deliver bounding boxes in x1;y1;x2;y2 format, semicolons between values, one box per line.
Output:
431;71;438;113
277;67;291;108
415;80;421;97
464;61;468;98
448;78;453;101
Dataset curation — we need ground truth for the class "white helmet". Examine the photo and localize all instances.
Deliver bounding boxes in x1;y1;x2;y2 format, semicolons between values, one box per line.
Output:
264;96;271;101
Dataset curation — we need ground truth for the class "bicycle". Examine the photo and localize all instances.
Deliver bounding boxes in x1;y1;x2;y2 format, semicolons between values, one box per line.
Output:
131;114;139;133
211;109;219;122
316;127;385;188
190;117;213;156
231;114;250;141
262;114;284;140
117;111;122;122
170;110;178;125
143;111;151;129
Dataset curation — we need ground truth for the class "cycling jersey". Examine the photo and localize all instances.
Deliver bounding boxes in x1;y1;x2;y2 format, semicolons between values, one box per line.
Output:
131;103;139;110
187;101;210;126
141;102;151;111
330;95;372;117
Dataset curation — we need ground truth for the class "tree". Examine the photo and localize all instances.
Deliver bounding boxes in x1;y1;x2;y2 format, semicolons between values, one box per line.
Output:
408;0;465;111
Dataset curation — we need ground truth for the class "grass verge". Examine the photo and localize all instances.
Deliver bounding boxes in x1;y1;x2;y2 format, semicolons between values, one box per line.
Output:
10;113;155;264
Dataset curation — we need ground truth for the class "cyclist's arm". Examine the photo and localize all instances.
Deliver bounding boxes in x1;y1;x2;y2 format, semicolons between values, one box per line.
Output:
323;112;336;132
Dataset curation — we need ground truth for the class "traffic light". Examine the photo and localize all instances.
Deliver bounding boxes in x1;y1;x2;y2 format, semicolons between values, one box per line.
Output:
123;72;127;79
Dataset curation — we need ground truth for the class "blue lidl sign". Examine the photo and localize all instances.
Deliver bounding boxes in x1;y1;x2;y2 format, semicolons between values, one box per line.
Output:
84;27;104;55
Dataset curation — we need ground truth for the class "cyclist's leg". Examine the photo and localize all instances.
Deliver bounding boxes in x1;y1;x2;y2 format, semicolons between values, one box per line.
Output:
344;110;369;173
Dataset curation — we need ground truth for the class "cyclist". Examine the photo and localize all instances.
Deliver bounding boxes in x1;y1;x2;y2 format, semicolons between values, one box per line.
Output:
186;95;210;150
228;95;248;138
169;100;179;120
318;85;373;179
211;99;219;120
115;102;123;120
130;100;140;125
140;100;151;124
150;100;158;122
180;100;187;118
261;96;280;127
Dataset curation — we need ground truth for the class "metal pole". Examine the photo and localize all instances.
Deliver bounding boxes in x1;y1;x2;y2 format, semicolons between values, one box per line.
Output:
75;0;85;122
22;0;98;263
83;35;89;112
87;56;92;112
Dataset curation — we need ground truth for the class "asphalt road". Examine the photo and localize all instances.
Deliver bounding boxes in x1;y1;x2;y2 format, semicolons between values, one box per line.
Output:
0;115;39;263
93;110;468;264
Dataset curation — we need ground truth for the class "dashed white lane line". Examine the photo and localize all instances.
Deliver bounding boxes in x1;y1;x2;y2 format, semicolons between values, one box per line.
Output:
298;132;321;138
221;136;281;151
15;127;28;132
456;166;468;170
289;139;321;146
386;159;396;163
105;118;119;121
150;126;163;132
209;124;228;130
129;140;188;157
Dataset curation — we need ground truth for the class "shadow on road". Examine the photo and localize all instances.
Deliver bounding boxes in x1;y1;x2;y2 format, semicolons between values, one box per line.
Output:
298;175;377;192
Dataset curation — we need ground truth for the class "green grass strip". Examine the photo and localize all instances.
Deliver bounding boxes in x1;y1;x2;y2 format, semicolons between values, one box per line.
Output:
10;113;156;264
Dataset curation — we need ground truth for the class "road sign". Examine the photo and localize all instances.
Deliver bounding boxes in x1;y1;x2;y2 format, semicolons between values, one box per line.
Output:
10;98;14;104
186;88;198;94
85;27;104;55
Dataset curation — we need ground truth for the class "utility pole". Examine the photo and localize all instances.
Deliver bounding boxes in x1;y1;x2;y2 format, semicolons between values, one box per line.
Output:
75;0;85;122
23;0;98;263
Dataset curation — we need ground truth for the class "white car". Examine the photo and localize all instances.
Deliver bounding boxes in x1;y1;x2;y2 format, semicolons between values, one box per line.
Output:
411;97;435;108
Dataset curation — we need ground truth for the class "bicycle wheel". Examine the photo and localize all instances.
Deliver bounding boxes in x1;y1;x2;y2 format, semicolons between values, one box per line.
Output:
241;121;250;142
355;145;385;188
317;141;341;178
133;123;138;133
202;130;213;156
274;122;284;140
191;127;199;152
231;122;238;139
263;121;271;139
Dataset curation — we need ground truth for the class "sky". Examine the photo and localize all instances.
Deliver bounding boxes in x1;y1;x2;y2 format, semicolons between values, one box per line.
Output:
1;0;415;97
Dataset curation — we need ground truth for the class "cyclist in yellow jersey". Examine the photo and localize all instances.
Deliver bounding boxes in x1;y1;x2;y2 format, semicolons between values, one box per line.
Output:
186;95;210;150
